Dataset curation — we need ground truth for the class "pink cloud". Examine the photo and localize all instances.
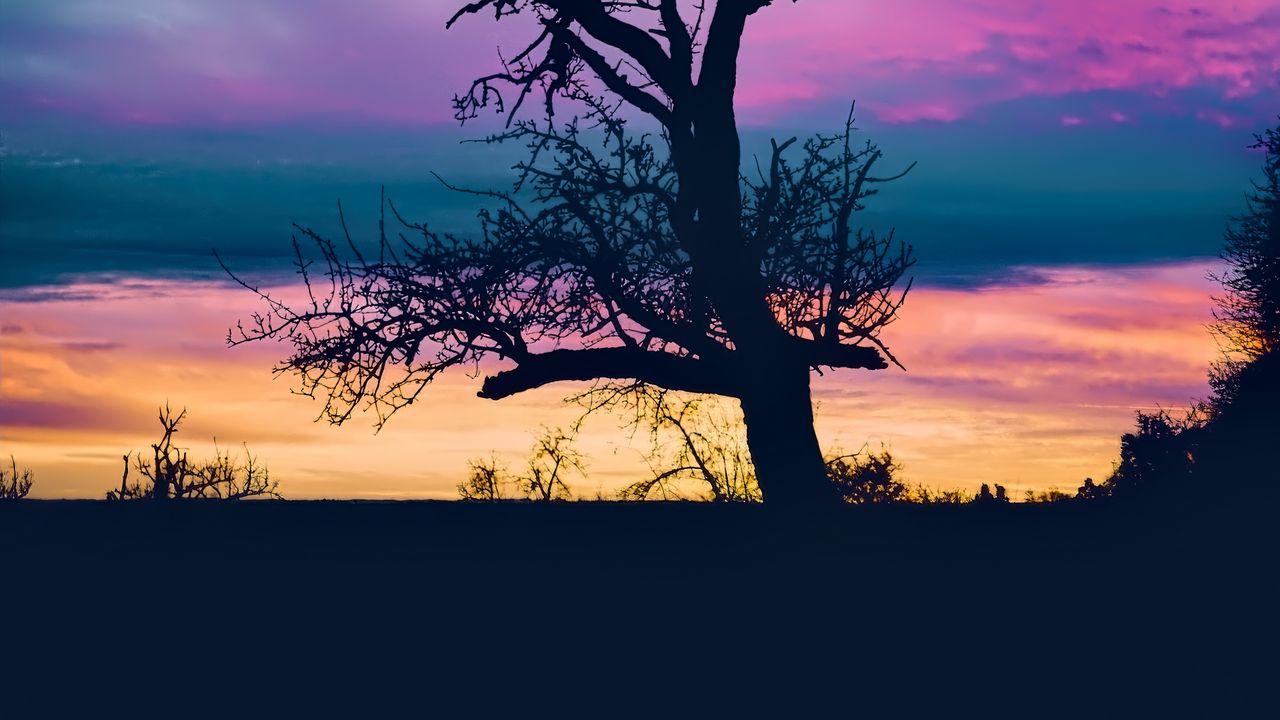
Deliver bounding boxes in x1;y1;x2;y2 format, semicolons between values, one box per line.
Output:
736;0;1280;125
4;1;1278;129
870;102;966;125
1197;108;1240;129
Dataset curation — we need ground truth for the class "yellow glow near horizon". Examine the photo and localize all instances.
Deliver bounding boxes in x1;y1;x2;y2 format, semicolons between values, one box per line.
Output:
0;262;1219;500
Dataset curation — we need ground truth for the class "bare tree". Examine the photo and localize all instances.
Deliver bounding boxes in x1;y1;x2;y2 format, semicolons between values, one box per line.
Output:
108;405;281;501
226;2;914;504
459;427;584;501
520;427;585;501
573;382;760;501
458;455;511;500
1;456;33;500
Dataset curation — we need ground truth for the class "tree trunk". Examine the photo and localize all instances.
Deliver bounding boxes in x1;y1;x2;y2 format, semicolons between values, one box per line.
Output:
738;364;837;505
671;49;835;505
151;447;169;502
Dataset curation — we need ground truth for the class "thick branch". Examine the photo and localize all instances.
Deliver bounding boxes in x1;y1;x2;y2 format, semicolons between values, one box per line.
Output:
698;0;774;99
801;340;888;371
564;0;683;94
478;347;733;399
658;0;694;80
450;0;688;120
544;21;674;123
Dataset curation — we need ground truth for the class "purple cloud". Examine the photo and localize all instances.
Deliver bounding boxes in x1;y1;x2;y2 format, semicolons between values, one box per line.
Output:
2;1;1278;129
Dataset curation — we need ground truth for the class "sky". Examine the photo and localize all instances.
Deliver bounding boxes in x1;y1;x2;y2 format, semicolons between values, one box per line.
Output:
1;0;1277;498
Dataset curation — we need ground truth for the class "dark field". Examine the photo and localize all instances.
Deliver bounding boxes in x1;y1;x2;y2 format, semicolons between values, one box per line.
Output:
1;498;1273;718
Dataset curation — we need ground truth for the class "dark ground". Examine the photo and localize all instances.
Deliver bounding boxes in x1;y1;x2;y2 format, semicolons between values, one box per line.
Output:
0;498;1274;718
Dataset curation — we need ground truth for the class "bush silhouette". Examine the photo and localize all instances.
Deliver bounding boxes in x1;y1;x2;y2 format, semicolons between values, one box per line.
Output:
973;483;1010;505
826;447;907;504
108;405;280;501
1106;409;1204;499
910;486;973;504
1075;478;1108;501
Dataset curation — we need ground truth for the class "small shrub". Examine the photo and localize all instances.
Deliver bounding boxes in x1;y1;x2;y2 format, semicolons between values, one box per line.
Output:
1;456;34;500
826;447;908;504
1025;489;1073;504
911;486;972;505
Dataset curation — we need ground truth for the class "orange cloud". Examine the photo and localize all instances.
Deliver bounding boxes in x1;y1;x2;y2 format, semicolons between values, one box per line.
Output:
0;263;1218;499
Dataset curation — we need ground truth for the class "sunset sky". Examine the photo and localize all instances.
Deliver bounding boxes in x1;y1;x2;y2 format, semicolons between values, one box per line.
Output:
2;0;1277;498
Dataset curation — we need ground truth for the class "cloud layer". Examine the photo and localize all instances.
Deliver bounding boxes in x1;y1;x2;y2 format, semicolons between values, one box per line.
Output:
1;1;1277;128
0;264;1219;499
738;0;1280;126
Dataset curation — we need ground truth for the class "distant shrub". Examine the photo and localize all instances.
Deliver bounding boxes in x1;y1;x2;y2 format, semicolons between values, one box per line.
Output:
1075;477;1109;501
1;456;34;500
973;483;1010;505
911;485;972;505
1025;489;1073;504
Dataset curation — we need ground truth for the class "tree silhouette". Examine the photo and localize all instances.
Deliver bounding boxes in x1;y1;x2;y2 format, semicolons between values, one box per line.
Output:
226;1;914;504
1090;122;1280;505
108;405;281;501
1212;122;1280;362
1;456;33;500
